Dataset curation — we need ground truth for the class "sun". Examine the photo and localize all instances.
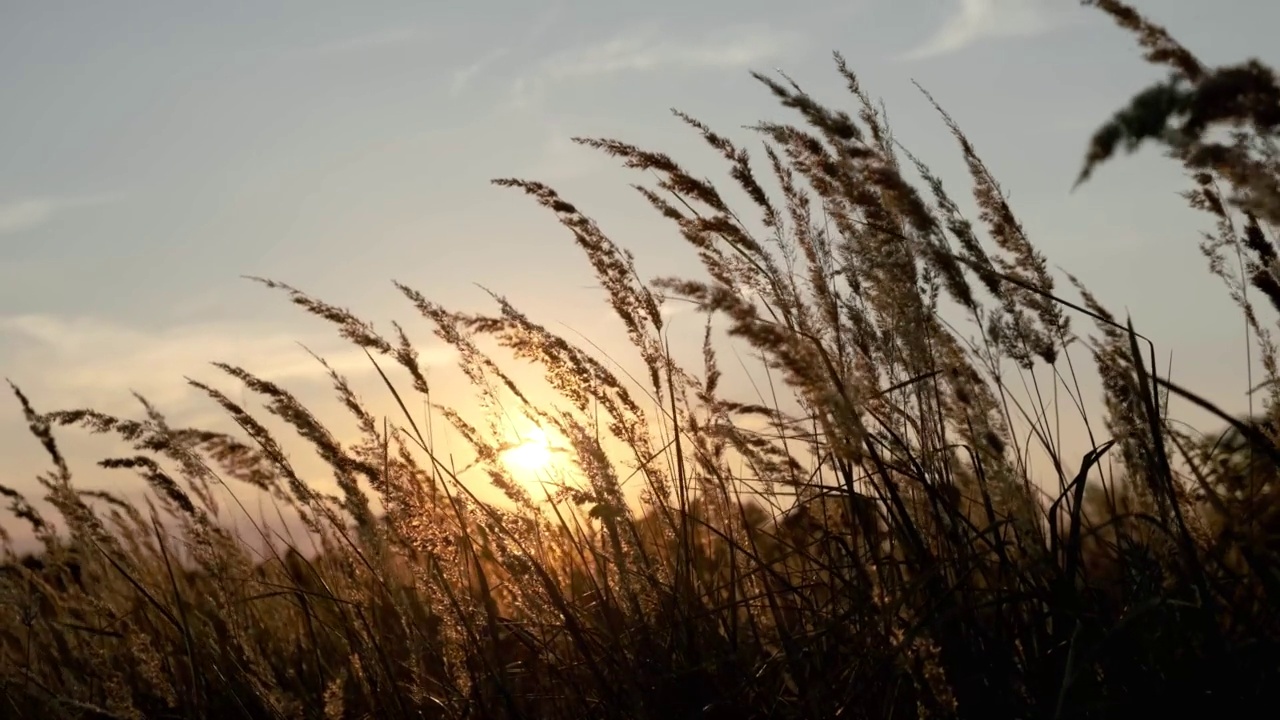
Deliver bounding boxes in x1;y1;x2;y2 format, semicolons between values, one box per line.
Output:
500;427;555;475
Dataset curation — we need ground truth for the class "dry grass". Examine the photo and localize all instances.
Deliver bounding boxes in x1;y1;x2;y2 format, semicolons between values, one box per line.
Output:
3;2;1280;718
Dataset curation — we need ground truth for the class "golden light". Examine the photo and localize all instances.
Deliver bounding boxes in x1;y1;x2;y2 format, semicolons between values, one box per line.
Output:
500;427;555;475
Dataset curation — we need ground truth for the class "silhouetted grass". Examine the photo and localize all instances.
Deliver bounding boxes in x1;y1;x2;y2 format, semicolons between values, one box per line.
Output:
3;2;1279;718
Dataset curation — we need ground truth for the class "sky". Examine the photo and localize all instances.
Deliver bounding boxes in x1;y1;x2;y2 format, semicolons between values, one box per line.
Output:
2;0;1279;542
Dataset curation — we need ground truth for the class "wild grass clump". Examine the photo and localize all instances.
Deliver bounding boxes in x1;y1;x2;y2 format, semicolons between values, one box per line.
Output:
3;2;1279;717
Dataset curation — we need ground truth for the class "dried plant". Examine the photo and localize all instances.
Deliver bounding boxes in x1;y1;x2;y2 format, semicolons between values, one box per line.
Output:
2;2;1279;718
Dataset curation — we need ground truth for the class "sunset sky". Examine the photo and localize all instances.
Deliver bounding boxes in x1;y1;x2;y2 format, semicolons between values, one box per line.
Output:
3;0;1279;530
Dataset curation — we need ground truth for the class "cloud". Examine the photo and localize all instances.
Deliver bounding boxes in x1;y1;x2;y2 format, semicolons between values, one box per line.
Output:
660;297;699;320
547;23;794;80
0;194;119;236
900;0;1079;61
517;123;611;183
308;27;425;56
508;23;797;111
451;46;512;96
0;314;454;414
449;3;565;96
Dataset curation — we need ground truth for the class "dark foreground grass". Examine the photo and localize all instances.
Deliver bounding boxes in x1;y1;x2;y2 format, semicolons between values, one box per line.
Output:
3;2;1279;718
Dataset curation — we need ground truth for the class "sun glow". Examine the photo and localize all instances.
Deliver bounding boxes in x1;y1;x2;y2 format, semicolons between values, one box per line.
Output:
500;427;556;475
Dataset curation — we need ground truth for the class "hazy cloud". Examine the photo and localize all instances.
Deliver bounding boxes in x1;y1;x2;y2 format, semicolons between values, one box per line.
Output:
0;314;454;413
544;23;794;80
517;124;612;183
659;297;699;320
450;3;564;96
451;46;512;95
308;27;425;56
508;23;796;110
901;0;1079;61
0;194;119;236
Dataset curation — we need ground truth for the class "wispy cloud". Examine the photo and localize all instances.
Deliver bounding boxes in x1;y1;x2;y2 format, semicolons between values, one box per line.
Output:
660;297;699;320
450;3;565;96
308;27;425;56
516;122;613;183
508;23;797;110
900;0;1080;61
0;193;120;236
546;23;794;80
452;46;513;96
0;314;454;413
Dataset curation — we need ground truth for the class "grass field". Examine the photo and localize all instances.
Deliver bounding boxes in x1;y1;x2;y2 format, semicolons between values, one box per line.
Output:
3;1;1279;718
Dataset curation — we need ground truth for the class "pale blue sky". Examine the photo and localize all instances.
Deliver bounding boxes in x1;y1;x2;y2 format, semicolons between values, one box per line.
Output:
2;1;1279;530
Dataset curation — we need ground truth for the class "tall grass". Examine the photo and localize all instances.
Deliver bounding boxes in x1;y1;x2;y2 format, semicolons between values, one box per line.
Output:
3;2;1279;717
